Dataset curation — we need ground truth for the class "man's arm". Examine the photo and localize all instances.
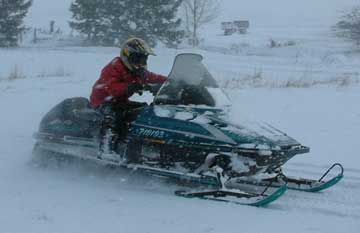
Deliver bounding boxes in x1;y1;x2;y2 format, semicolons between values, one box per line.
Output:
144;71;167;83
104;76;130;100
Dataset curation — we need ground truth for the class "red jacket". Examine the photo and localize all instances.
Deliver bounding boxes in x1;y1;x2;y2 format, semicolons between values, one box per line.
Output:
90;57;167;108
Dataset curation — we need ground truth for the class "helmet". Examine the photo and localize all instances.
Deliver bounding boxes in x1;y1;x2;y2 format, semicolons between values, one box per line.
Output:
120;37;155;72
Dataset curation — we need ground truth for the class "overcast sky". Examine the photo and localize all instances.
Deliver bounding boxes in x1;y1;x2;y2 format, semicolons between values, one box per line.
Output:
25;0;359;32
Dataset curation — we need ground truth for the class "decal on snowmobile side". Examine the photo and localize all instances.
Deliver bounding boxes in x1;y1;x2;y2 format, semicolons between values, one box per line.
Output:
131;122;235;146
137;127;166;138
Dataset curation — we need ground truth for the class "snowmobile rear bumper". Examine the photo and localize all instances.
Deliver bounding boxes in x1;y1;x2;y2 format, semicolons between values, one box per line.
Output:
33;132;97;147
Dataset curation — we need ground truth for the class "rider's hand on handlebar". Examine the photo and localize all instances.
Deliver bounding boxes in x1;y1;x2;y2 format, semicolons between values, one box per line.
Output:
128;82;144;95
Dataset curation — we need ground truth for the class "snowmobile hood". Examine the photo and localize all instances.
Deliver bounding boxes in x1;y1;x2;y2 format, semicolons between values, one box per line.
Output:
133;105;300;150
216;118;301;150
201;110;302;150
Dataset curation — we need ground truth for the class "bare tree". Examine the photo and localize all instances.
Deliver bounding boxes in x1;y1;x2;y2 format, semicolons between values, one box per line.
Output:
334;6;360;46
182;0;221;46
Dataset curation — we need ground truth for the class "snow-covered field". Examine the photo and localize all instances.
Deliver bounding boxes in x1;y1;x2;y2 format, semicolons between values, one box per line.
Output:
1;1;360;232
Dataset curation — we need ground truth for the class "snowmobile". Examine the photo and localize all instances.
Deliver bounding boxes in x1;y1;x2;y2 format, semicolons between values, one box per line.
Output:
33;53;343;206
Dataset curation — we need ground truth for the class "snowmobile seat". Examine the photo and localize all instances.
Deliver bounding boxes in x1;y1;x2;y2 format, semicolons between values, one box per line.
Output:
39;97;102;138
72;103;102;121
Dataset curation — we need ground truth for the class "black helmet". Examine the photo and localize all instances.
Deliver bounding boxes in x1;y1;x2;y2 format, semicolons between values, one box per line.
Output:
120;37;155;71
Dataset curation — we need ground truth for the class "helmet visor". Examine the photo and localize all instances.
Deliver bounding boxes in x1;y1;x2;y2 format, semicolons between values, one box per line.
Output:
128;53;148;68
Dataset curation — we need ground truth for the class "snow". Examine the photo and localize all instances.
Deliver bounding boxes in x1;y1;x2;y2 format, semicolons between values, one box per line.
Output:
174;111;194;121
206;87;231;107
1;1;360;232
154;106;173;118
2;49;359;233
129;21;137;30
190;114;212;125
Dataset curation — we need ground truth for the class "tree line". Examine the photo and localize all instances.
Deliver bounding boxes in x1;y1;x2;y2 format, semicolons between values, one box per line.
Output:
0;0;220;48
69;0;221;47
1;0;360;48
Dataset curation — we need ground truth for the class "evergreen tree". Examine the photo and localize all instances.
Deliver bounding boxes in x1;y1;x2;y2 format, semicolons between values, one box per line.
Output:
0;0;32;47
334;6;360;46
101;0;128;46
110;0;184;47
69;0;184;47
69;0;108;45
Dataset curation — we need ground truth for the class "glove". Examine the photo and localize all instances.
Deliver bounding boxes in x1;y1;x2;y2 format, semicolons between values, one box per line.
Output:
144;84;161;95
127;82;144;95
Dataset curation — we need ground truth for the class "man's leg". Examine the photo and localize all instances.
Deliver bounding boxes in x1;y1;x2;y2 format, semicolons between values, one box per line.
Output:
124;101;147;122
121;102;147;163
98;103;125;154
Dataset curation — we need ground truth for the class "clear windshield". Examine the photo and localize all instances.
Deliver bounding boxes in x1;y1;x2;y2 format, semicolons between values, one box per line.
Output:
154;53;229;107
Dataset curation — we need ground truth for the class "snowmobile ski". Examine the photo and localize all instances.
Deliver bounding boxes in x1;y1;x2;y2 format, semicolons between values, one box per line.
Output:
174;168;287;207
235;163;344;192
123;164;287;206
282;163;344;192
175;184;287;207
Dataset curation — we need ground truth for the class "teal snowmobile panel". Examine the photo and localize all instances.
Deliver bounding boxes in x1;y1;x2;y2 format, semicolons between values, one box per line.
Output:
129;105;237;148
130;104;306;152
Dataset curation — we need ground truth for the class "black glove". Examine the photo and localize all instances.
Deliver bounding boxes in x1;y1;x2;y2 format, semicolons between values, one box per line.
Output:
144;84;162;95
127;83;144;95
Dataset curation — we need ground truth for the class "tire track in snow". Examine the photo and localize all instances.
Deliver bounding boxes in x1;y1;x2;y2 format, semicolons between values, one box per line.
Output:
277;191;360;220
284;190;360;207
271;162;360;219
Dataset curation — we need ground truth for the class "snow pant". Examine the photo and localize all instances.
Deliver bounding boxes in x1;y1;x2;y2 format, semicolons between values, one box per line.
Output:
97;101;147;153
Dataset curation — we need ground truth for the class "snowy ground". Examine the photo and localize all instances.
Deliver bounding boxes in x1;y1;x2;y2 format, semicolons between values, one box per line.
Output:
1;22;360;233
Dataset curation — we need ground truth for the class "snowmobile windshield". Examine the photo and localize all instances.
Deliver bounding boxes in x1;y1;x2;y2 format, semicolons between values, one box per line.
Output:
154;53;228;107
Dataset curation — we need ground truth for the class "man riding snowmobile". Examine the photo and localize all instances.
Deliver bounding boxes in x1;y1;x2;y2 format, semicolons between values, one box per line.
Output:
34;53;344;206
90;37;167;154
